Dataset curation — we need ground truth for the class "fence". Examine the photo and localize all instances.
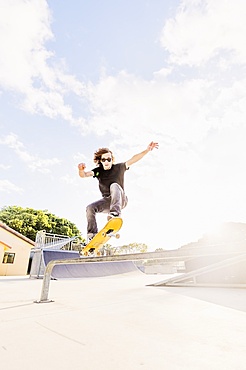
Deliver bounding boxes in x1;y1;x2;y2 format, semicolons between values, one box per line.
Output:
29;230;79;278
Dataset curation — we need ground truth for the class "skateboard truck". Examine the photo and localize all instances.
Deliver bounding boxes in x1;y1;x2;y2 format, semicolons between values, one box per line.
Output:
102;229;120;239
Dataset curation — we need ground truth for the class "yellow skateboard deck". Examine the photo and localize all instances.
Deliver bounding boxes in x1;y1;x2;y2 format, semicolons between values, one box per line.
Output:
82;217;123;256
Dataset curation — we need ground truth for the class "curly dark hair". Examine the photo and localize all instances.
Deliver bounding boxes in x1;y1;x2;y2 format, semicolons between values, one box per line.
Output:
93;147;115;165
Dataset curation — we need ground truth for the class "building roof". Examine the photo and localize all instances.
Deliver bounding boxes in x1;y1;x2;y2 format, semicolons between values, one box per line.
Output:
0;241;12;249
0;221;35;246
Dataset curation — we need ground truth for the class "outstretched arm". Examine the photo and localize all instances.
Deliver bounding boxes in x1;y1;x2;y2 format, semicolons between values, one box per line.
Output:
78;163;94;178
126;141;159;168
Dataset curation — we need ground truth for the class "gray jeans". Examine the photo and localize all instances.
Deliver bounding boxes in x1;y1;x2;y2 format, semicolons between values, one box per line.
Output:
86;183;128;236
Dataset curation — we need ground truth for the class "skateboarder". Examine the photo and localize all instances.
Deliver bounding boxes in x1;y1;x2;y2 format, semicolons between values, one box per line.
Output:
78;141;158;241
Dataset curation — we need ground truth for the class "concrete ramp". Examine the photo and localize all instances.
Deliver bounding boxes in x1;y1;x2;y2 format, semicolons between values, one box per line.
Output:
42;249;141;279
150;252;246;288
43;249;80;262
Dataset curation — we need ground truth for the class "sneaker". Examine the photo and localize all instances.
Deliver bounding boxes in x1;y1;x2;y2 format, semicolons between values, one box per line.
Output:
87;233;95;244
107;212;120;221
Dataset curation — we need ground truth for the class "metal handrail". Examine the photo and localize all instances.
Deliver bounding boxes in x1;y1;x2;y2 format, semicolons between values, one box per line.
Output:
34;249;246;303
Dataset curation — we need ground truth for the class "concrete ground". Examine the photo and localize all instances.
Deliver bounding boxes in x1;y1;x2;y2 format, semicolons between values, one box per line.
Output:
1;269;246;370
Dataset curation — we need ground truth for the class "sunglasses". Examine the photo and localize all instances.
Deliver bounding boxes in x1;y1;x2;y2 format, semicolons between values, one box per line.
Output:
101;157;112;162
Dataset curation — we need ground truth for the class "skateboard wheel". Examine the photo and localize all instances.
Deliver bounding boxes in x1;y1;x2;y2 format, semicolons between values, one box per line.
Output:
115;233;120;239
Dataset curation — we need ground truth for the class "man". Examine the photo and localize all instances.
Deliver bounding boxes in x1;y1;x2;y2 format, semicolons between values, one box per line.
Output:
78;141;158;241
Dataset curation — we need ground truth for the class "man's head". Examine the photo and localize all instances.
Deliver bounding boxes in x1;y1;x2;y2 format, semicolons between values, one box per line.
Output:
94;147;115;170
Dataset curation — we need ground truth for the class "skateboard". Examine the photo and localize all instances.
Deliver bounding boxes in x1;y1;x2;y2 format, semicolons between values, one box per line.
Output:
82;217;123;256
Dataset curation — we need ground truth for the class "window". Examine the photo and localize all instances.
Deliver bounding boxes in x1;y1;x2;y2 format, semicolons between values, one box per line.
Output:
2;252;15;264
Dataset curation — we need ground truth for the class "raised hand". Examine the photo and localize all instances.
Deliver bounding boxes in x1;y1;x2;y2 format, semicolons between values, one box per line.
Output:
147;141;159;151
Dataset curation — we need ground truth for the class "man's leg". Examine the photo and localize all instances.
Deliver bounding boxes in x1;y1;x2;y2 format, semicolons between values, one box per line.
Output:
86;197;110;239
108;183;128;217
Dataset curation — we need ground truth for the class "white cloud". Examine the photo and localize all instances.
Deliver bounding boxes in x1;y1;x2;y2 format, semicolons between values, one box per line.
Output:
0;164;10;170
0;179;23;194
160;0;246;66
0;0;87;128
86;71;212;147
0;0;53;91
60;175;78;185
1;0;245;138
0;133;60;173
80;0;246;156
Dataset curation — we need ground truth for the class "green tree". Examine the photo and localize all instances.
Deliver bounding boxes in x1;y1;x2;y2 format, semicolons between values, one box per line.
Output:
0;206;81;241
117;242;148;254
155;248;165;252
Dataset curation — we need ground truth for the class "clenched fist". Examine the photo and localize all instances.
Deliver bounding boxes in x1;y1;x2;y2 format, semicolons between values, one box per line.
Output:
78;163;86;170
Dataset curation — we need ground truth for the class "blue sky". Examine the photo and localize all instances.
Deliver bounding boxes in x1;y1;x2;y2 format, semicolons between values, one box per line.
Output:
1;0;246;250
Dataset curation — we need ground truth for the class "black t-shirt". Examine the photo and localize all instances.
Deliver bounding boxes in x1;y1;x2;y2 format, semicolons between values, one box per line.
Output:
92;162;128;197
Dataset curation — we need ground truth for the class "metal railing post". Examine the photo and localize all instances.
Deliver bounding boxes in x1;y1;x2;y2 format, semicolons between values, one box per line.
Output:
34;260;57;303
